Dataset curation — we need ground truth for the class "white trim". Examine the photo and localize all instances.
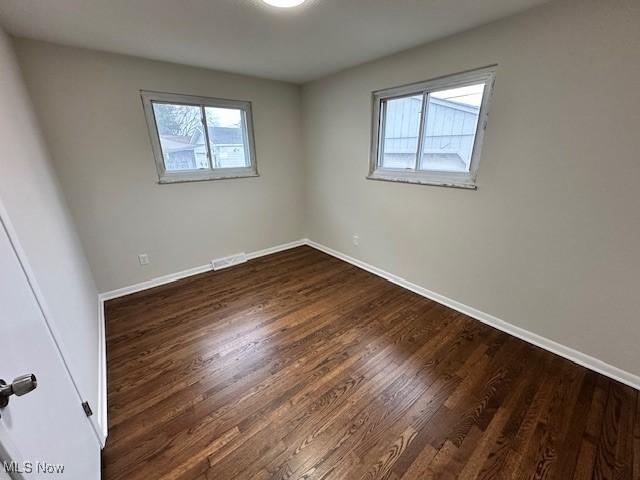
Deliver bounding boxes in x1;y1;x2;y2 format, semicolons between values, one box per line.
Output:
305;239;640;391
99;264;213;302
96;301;108;446
98;239;307;301
246;239;307;260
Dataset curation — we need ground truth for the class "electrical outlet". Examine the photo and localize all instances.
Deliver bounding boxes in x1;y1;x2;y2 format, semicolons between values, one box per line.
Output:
353;235;360;246
138;254;150;266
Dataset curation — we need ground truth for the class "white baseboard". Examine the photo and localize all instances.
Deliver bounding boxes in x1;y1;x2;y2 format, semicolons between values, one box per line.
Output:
99;239;307;302
305;239;640;391
246;239;308;260
96;239;308;444
99;264;210;302
96;236;639;444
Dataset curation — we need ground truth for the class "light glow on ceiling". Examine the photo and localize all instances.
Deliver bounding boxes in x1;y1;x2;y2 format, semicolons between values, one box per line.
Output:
262;0;307;8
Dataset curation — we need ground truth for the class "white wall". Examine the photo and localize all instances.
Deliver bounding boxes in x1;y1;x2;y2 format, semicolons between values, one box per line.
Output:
13;40;305;293
0;27;100;426
302;0;640;377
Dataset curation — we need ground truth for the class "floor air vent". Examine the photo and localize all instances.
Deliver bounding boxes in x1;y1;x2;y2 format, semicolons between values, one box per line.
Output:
211;253;248;271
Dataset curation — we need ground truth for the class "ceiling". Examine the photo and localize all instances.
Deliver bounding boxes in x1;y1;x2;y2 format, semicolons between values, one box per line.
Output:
0;0;549;83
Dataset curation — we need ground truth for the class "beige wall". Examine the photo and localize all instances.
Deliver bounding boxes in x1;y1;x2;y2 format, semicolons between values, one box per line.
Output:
14;39;305;293
302;0;640;376
0;27;100;421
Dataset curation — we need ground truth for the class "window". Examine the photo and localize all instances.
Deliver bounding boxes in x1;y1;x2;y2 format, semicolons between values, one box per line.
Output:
141;91;258;183
369;66;496;189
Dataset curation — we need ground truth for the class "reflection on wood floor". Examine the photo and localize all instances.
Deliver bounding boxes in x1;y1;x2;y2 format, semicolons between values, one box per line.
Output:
102;246;639;479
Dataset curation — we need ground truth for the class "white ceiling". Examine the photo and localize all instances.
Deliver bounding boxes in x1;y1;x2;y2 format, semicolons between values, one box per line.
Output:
0;0;549;83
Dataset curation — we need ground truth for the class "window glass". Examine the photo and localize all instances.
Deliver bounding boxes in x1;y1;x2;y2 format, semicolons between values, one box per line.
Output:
152;103;208;172
205;107;249;169
370;67;495;188
379;94;423;169
420;84;485;173
142;92;257;183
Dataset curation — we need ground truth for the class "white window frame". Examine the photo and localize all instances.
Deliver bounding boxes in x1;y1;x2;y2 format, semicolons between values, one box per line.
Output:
141;91;259;184
368;65;497;190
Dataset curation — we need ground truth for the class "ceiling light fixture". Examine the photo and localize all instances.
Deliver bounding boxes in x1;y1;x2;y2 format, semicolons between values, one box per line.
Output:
262;0;307;8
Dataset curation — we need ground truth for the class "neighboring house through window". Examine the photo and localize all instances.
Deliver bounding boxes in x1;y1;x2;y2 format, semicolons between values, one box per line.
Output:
369;66;496;189
141;91;258;183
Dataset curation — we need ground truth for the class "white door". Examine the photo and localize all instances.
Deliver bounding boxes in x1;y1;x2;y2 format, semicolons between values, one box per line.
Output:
0;218;100;479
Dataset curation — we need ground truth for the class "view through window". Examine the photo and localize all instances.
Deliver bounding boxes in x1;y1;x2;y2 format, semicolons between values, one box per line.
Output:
371;67;496;188
141;92;257;183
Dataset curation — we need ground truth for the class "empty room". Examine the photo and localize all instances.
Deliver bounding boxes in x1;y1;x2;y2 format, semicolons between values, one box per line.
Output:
0;0;639;478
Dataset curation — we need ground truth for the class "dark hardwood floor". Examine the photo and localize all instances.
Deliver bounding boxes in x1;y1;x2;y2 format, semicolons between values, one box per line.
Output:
102;246;639;479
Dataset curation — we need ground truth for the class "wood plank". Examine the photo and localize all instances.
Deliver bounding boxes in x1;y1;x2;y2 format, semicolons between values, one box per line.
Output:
101;246;639;480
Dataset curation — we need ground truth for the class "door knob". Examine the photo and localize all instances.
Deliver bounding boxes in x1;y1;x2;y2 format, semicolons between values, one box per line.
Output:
0;374;38;408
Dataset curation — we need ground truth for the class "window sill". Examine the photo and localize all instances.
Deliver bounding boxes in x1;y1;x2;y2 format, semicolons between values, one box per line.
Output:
158;169;259;184
366;169;477;190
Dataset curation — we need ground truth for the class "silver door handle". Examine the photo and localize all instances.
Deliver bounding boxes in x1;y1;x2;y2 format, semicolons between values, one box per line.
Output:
0;374;38;409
